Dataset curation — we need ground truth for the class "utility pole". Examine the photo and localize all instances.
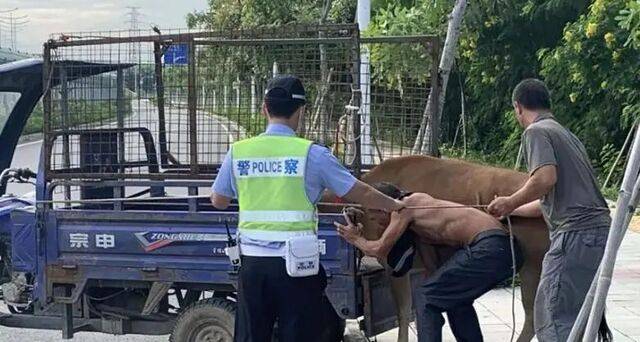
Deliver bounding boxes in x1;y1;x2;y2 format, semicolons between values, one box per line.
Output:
0;8;28;51
125;6;141;93
357;0;373;165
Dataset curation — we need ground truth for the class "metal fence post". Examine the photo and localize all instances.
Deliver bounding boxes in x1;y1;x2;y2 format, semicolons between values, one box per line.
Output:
188;39;198;211
580;120;640;341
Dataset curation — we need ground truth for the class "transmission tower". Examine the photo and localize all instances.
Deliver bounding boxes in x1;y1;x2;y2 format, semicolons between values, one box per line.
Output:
0;8;29;51
125;6;141;32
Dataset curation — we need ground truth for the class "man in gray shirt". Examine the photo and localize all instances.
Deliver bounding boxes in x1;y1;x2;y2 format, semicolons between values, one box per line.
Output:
488;79;611;341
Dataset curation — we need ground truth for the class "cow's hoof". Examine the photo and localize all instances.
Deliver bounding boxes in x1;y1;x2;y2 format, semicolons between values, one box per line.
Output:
343;321;368;342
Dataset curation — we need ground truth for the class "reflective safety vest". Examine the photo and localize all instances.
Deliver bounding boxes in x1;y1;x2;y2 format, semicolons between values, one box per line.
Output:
232;135;317;242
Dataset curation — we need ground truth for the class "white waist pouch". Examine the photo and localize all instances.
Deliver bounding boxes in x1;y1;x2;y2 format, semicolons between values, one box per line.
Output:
285;235;320;277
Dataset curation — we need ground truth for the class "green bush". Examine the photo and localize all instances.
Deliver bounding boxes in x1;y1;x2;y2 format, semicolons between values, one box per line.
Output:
539;0;640;167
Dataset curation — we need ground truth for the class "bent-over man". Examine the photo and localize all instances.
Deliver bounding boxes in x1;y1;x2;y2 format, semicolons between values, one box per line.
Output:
335;183;523;342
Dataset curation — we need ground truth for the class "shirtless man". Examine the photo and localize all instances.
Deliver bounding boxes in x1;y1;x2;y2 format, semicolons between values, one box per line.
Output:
335;183;523;342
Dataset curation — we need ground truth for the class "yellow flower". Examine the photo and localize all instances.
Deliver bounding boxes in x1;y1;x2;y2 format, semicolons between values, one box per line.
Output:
586;23;598;38
570;93;578;103
564;30;573;42
573;42;582;52
572;72;582;83
612;50;621;62
604;32;615;48
592;0;606;15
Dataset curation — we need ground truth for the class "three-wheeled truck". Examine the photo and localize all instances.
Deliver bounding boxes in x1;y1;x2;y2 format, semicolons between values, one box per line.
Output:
0;24;439;341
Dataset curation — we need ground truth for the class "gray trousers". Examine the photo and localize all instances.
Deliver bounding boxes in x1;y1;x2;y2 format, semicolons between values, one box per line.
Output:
534;227;608;341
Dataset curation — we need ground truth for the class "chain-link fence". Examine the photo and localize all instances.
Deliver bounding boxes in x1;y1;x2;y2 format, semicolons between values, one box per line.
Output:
358;36;438;167
42;25;438;187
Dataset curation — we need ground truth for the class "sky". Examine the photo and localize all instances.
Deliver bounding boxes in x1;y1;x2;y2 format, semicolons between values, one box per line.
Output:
0;0;208;53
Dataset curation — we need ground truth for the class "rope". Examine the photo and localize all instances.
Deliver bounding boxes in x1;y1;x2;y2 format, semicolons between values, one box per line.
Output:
33;195;491;210
507;215;517;342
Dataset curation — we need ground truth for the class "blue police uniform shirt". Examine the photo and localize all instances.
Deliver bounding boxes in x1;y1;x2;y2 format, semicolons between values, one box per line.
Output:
211;123;357;255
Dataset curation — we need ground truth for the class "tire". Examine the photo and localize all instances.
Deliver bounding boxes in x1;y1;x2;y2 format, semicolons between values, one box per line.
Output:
170;298;236;342
169;296;343;342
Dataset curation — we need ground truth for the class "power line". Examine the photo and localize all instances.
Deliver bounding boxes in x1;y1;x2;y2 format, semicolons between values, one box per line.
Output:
0;8;29;50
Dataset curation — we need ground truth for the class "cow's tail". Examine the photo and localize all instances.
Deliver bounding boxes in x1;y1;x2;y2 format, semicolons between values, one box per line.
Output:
598;312;612;342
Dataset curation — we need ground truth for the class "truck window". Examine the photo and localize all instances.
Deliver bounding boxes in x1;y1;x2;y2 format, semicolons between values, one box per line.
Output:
0;91;21;133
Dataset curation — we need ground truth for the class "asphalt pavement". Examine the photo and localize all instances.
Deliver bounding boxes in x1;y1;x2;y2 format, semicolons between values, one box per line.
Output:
6;99;245;197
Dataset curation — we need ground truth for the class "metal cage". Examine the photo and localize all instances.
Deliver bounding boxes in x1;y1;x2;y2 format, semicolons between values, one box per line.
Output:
42;24;439;188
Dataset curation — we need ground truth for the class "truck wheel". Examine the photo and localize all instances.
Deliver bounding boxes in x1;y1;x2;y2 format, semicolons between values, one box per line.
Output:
170;298;235;342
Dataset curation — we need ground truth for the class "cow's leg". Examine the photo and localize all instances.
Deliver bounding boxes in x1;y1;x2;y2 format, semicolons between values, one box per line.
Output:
512;220;548;342
389;273;411;342
380;257;411;342
517;259;540;342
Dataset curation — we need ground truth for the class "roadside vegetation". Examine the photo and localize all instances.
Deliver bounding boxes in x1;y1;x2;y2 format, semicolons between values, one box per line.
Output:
22;99;132;136
185;0;640;195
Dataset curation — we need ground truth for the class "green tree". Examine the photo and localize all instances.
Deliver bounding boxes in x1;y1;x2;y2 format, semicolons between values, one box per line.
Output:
540;0;640;177
453;0;591;162
186;0;355;30
366;0;451;88
365;0;592;163
617;0;640;49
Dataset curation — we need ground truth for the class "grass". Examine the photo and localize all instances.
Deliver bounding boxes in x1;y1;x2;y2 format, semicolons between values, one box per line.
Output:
23;99;132;136
220;110;267;137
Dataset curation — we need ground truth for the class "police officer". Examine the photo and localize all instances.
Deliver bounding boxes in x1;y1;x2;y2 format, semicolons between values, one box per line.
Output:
210;75;403;342
488;79;611;341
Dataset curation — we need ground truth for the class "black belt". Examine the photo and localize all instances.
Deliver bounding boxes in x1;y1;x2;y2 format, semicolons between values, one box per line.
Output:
471;228;508;245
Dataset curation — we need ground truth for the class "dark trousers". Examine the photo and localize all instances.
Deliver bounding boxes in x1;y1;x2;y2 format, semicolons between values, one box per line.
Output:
534;227;608;341
234;256;326;342
414;230;523;342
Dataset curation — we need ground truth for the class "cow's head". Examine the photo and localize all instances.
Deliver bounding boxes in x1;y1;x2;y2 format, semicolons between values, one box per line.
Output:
343;206;386;241
343;182;405;240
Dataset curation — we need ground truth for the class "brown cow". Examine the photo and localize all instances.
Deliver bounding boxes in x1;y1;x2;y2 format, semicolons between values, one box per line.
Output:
357;155;550;342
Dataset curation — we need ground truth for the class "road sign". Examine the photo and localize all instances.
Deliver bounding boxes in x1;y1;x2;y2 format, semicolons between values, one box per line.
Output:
164;44;188;65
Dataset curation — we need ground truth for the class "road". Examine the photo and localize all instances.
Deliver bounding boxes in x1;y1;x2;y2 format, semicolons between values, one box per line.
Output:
6;99;245;197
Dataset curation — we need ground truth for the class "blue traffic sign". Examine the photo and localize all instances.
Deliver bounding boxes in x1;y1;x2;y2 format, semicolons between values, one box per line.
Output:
164;44;188;65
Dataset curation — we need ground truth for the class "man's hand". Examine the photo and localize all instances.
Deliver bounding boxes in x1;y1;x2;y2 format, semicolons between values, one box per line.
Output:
334;221;363;244
335;221;382;257
487;196;517;218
